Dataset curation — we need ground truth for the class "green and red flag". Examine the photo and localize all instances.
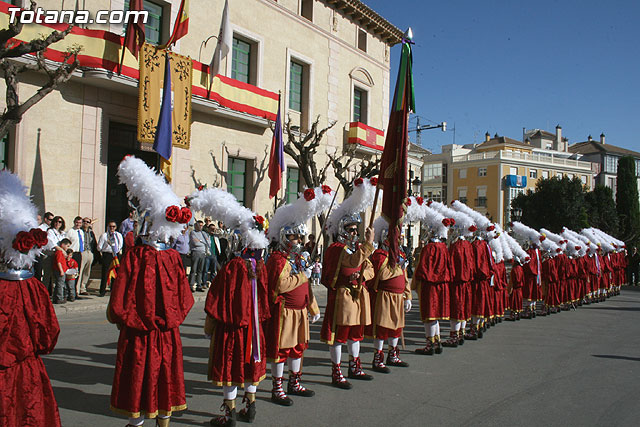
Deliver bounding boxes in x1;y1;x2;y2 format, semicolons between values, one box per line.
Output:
378;35;415;267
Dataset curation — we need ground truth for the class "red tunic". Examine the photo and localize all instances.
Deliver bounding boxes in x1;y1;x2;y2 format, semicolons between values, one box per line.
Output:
471;239;493;318
542;256;559;307
413;241;451;321
265;251;313;361
493;261;507;317
523;247;542;301
320;242;374;345
508;263;525;312
205;256;270;386
0;276;61;427
449;239;474;321
108;245;194;419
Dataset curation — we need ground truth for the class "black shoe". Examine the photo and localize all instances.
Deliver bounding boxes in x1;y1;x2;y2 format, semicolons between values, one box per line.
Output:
348;369;373;380
67;298;75;302
434;341;443;354
98;293;106;297
331;378;352;389
270;392;293;406
196;287;205;292
53;300;66;304
477;329;484;339
415;344;435;355
210;407;236;427
238;400;257;422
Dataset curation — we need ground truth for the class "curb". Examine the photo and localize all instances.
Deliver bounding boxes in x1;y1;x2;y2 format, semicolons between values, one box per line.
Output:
54;293;210;316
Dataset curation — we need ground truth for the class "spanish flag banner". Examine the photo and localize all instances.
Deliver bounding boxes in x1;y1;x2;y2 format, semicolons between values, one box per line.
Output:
106;256;120;288
165;0;189;47
138;43;193;150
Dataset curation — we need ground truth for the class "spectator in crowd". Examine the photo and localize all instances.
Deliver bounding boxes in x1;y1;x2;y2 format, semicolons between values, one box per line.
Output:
97;220;124;297
123;219;139;254
53;238;73;304
64;248;79;301
66;216;85;297
44;215;66;295
304;233;316;254
311;255;322;287
202;223;222;286
34;211;54;282
172;225;191;276
189;220;209;292
119;208;136;236
78;217;96;295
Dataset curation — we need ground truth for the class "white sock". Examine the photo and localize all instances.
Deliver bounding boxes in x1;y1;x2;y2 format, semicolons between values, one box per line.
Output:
435;321;441;336
330;343;342;364
128;417;144;426
426;321;437;337
245;384;257;394
461;320;467;330
272;361;285;378
158;415;169;420
453;321;461;332
223;385;238;400
288;357;301;373
347;339;360;358
373;338;384;351
388;337;399;348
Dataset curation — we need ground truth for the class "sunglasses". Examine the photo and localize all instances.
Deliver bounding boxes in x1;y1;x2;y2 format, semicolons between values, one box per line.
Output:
346;227;359;234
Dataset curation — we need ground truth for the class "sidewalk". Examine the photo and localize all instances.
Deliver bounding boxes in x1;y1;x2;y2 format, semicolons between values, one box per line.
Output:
53;279;209;316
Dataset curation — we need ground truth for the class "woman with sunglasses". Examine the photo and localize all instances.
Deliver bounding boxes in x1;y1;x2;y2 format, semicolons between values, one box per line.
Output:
42;216;66;295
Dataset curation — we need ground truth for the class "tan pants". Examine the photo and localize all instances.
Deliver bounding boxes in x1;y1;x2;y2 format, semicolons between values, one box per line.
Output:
77;250;94;293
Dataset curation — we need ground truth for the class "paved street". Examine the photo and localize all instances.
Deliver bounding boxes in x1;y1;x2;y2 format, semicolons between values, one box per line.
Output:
45;287;640;426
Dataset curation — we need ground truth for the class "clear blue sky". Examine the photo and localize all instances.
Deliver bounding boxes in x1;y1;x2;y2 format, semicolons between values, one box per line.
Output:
365;0;640;153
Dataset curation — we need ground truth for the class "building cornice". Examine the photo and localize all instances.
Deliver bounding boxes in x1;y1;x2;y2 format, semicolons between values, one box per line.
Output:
324;0;405;45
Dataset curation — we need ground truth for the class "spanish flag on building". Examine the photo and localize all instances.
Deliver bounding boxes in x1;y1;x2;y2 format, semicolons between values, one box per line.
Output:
165;0;189;47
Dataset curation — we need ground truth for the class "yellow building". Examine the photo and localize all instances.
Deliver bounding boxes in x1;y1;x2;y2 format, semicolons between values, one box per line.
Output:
423;128;595;226
1;0;403;232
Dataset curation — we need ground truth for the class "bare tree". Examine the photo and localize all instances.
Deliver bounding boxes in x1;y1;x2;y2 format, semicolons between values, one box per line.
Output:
328;145;381;197
0;1;81;139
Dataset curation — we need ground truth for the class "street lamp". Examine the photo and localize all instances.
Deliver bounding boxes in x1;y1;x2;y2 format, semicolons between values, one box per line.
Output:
408;118;447;146
511;207;523;222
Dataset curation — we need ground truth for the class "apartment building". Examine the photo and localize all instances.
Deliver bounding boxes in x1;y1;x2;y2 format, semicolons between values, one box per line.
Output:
1;0;403;228
422;127;595;227
569;133;640;194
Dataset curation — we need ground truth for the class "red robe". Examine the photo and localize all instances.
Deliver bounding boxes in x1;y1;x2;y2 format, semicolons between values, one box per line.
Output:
471;239;493;318
412;241;451;322
523;247;542;301
205;256;270;386
448;239;474;322
108;245;194;419
508;263;525;312
493;261;507;317
0;276;61;427
542;256;559;307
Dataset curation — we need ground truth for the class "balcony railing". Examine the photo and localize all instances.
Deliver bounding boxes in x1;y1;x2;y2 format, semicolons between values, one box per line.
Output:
475;197;487;207
452;149;592;170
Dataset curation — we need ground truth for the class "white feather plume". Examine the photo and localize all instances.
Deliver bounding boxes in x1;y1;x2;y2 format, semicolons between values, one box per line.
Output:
423;205;448;239
511;221;541;245
373;216;389;243
327;178;377;237
504;232;528;263
430;201;476;236
188;187;268;249
117;156;184;242
267;186;335;242
0;170;41;269
489;234;504;263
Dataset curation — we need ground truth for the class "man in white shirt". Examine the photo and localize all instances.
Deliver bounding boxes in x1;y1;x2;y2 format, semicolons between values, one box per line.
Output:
66;216;89;297
97;220;124;297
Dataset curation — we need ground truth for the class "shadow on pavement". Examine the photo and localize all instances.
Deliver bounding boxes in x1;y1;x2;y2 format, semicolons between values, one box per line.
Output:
592;354;640;362
587;306;640;312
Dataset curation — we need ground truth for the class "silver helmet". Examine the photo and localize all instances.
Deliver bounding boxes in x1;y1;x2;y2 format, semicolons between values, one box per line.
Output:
278;223;308;254
336;213;361;249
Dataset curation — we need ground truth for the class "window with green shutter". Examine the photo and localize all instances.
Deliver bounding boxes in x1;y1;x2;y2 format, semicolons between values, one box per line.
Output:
232;38;251;83
1;133;9;170
286;168;300;203
227;157;246;206
289;61;303;112
124;0;163;45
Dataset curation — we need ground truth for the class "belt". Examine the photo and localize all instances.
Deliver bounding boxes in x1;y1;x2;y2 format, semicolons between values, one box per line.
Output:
0;269;34;281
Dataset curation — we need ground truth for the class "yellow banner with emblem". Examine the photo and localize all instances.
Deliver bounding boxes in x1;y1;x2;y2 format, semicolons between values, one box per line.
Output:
137;43;192;150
